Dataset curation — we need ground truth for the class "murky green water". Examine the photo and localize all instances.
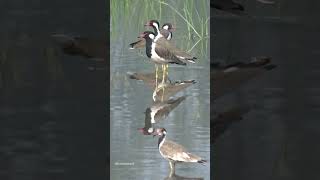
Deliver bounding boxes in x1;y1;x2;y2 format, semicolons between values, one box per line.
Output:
110;0;210;179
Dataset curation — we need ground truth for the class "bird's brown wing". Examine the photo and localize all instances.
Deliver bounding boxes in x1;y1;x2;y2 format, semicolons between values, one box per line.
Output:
154;43;186;65
156;38;195;60
161;140;202;162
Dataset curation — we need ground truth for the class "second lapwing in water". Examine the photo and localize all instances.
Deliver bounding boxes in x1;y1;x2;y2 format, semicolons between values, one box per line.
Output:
153;128;206;175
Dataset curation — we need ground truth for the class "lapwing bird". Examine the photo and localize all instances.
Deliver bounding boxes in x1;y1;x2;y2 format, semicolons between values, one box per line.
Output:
139;31;186;84
153;128;206;175
211;0;246;15
129;22;175;49
145;20;196;66
139;31;196;84
160;23;175;40
212;106;250;143
143;21;197;63
211;57;276;100
138;96;186;135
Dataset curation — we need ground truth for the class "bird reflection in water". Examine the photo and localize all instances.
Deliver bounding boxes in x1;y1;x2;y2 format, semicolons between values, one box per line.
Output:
51;34;107;71
152;80;195;102
212;106;251;143
138;96;187;135
211;56;276;100
164;173;204;180
128;71;195;102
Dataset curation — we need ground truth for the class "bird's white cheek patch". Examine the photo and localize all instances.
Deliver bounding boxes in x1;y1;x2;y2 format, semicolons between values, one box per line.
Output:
149;34;155;39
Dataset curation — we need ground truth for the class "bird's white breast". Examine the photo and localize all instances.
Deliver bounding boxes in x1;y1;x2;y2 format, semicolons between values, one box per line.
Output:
151;42;167;63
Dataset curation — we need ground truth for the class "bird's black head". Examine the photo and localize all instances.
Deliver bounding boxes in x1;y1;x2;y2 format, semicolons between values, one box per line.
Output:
138;31;155;40
152;128;167;137
162;23;175;32
144;20;160;35
145;20;160;28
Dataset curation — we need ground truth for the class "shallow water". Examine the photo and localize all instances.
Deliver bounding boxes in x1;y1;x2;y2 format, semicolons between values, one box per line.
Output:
110;1;210;179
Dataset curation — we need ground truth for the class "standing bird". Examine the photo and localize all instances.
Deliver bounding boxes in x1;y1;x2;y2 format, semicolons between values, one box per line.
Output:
161;23;175;40
144;20;196;82
138;31;186;84
139;31;196;83
140;31;186;65
144;20;197;63
153;128;206;175
129;22;175;49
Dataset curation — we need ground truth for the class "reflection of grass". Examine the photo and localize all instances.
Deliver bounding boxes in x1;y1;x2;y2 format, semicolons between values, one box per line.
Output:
110;0;209;57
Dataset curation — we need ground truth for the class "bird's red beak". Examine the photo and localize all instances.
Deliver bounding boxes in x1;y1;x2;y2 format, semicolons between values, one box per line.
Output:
137;128;144;133
169;27;176;32
138;33;145;38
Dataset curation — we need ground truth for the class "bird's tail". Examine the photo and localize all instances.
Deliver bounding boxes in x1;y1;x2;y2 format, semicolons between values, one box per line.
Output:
264;64;277;70
198;159;207;165
186;57;197;63
171;60;187;65
129;41;138;49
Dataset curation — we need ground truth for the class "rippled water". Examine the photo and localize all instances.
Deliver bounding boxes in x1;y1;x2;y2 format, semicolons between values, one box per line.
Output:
110;3;210;179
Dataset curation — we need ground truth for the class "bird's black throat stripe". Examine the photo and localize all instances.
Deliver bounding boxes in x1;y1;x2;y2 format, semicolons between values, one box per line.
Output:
145;38;153;58
158;134;165;147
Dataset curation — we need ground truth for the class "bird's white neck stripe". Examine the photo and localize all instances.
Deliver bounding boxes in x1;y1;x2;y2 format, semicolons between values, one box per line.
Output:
167;33;172;40
154;33;163;42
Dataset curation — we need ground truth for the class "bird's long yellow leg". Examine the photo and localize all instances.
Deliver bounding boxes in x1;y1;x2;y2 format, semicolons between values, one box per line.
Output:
162;64;165;84
166;64;169;80
155;64;158;88
161;64;166;102
163;64;166;82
